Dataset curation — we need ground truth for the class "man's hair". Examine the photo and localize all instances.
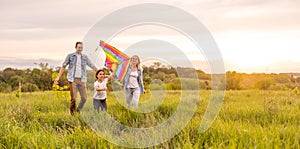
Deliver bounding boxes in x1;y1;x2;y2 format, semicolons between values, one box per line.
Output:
75;42;83;48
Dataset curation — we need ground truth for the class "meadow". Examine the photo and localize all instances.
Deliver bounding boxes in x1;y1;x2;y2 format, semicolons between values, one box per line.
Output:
0;90;299;148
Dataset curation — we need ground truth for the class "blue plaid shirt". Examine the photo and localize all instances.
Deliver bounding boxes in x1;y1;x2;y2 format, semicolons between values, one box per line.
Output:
62;52;95;82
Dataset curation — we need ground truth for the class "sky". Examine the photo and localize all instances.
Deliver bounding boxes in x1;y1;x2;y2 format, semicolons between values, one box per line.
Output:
1;0;300;73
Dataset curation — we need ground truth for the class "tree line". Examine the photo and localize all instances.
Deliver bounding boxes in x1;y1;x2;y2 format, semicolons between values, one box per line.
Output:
0;62;299;93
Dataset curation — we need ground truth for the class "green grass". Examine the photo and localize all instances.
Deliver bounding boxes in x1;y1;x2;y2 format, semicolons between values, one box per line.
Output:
0;90;299;148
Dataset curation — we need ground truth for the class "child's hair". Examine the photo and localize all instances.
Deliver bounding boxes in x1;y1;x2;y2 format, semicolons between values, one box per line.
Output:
95;69;105;79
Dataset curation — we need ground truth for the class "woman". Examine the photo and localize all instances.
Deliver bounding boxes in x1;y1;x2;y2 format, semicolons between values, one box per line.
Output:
122;55;145;107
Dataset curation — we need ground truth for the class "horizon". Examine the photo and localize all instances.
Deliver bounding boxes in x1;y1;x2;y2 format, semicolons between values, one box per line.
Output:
1;1;300;73
1;57;299;75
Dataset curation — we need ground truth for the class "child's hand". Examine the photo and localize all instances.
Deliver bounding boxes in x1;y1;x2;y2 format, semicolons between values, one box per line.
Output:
105;75;112;79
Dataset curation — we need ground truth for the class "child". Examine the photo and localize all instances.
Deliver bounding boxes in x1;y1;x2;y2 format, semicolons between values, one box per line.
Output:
93;69;113;112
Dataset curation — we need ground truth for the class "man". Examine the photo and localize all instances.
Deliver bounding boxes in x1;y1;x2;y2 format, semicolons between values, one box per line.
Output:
54;42;98;115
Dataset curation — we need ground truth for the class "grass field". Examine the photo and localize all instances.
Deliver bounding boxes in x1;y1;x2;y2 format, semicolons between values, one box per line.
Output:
0;90;299;148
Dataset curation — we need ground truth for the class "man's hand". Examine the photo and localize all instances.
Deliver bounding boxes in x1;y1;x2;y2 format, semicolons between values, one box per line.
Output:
55;67;65;85
53;78;59;85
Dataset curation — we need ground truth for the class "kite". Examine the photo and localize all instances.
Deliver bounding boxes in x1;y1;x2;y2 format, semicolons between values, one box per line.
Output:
99;40;130;84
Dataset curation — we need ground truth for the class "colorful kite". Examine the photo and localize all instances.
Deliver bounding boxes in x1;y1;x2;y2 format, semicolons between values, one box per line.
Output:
99;40;130;84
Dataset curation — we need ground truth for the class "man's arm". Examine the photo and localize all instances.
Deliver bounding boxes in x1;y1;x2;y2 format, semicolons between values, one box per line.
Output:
54;54;70;85
54;67;65;84
93;66;98;72
86;55;98;72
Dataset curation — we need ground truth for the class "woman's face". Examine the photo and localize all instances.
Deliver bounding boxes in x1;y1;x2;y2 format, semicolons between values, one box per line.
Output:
131;56;139;66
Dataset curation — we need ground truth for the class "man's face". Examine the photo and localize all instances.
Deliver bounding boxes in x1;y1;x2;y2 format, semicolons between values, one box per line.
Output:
76;43;83;53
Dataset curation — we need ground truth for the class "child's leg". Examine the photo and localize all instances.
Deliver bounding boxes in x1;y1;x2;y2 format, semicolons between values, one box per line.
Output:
100;98;107;111
93;99;100;112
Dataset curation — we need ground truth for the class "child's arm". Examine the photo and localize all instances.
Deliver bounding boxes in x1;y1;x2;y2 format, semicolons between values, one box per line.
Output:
104;75;112;79
94;82;107;91
105;63;120;80
95;86;107;91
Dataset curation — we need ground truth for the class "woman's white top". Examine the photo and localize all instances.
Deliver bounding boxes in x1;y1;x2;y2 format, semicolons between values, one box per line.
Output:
127;70;139;88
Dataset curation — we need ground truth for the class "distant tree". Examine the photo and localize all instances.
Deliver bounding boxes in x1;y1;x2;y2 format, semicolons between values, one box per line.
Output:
0;74;5;83
197;69;211;80
293;87;299;94
164;73;176;83
21;83;39;92
226;71;243;90
3;68;16;81
254;78;276;90
166;78;181;90
269;84;288;91
176;67;198;78
0;82;11;92
151;62;162;69
9;75;22;91
274;74;290;84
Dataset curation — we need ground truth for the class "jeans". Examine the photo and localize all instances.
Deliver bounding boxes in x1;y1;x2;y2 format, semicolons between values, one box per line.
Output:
125;87;140;107
93;98;107;112
69;78;87;115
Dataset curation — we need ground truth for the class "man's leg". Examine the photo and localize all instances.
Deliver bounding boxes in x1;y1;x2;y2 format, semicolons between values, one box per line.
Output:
69;81;77;115
77;81;87;111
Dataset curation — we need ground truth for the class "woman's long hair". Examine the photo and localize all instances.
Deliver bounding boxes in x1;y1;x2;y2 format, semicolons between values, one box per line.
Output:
131;55;141;68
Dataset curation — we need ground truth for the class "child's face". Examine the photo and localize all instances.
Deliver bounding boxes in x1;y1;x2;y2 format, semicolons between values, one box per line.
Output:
97;71;105;79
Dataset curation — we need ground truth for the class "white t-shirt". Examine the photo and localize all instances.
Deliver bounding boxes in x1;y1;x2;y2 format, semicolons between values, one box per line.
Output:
127;70;139;88
74;53;82;78
93;78;108;100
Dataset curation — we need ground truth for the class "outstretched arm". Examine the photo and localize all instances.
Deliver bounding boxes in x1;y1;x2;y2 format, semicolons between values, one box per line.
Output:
105;63;119;80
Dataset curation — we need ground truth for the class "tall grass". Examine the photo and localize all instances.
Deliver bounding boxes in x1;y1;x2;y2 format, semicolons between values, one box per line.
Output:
0;90;299;148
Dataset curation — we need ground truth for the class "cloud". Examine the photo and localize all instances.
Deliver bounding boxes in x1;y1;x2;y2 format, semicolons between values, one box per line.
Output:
268;61;300;73
0;57;61;70
1;1;300;73
198;1;300;32
1;1;299;40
